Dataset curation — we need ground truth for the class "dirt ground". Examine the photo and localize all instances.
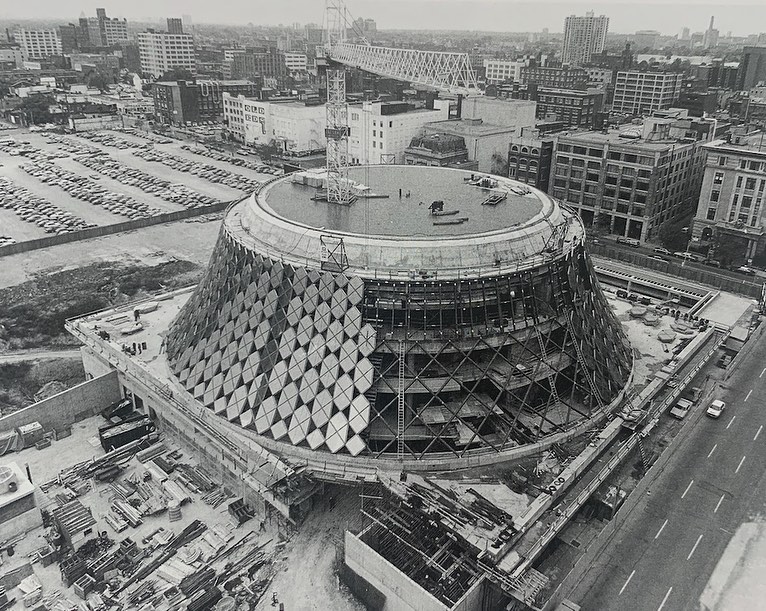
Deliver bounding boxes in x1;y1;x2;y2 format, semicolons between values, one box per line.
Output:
0;357;85;416
0;217;221;290
0;258;203;351
257;486;366;611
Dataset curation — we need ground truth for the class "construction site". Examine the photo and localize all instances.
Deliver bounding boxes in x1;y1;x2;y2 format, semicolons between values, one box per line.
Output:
0;2;764;611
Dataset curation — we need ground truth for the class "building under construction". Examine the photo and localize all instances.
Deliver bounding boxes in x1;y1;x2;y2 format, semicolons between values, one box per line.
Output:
66;163;634;609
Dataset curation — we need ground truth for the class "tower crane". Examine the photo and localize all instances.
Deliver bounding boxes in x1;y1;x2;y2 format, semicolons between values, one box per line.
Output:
322;0;481;205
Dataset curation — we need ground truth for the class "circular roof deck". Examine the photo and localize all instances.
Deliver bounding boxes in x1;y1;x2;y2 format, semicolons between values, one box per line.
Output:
227;166;584;278
265;166;545;237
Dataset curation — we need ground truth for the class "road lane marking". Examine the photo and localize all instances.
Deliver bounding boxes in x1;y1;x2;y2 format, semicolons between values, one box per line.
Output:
736;455;746;474
761;367;766;378
619;570;636;595
658;587;673;611
727;415;736;429
755;426;763;441
707;444;717;458
687;534;704;560
655;519;668;540
682;479;694;499
714;494;725;513
745;389;753;402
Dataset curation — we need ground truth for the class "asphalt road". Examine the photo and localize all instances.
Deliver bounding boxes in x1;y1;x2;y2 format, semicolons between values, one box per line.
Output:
571;334;766;611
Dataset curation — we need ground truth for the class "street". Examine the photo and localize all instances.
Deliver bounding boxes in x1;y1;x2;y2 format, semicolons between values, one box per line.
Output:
571;333;766;611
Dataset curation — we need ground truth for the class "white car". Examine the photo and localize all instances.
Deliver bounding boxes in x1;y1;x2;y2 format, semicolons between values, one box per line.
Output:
706;399;726;418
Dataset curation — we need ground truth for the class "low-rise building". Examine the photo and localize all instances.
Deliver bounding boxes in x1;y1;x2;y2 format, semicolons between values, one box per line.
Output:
223;93;327;153
494;84;603;128
347;100;450;165
551;125;704;241
691;128;766;263
482;58;529;84
519;66;588;90
0;44;24;69
404;133;471;167
507;127;556;192
154;80;259;125
612;71;683;116
284;52;308;74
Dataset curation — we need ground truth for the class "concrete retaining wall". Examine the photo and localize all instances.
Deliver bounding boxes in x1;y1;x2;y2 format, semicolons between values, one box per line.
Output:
344;531;449;611
0;201;231;258
0;371;121;435
590;244;762;299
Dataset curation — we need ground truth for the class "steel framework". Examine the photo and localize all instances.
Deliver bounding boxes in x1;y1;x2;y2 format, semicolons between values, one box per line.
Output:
328;43;480;95
325;69;354;205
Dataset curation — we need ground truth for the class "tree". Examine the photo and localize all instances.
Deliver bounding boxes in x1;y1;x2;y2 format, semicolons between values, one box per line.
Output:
657;218;690;252
18;94;55;125
158;68;194;82
714;234;749;268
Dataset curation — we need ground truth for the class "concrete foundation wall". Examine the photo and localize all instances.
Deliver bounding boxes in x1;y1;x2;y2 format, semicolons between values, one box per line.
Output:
0;371;121;435
344;531;448;611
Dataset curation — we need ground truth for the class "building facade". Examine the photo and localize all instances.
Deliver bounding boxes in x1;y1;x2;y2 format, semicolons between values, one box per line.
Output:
137;30;196;79
223;94;327;153
13;29;62;60
0;44;24;69
692;130;766;262
739;47;766;91
347;101;450;165
483;59;528;84
507;128;556;192
284;52;308;73
494;84;603;129
551;129;704;241
562;12;609;66
519;66;588;90
154;80;259;125
612;71;683;116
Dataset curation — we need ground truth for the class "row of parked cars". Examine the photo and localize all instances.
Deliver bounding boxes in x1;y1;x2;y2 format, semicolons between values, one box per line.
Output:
0;235;17;247
78;131;261;192
180;144;281;175
20;160;162;219
0;176;94;235
44;135;219;209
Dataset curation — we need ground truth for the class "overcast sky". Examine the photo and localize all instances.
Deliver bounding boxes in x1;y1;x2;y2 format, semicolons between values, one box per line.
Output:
2;0;766;36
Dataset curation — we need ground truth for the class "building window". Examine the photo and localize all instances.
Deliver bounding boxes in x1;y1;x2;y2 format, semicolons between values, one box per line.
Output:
706;207;717;220
746;177;757;190
710;190;720;202
713;172;724;185
718;156;727;165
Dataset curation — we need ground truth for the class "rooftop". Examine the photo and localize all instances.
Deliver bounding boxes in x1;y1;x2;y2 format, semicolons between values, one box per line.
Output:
424;118;517;136
266;165;542;238
228;165;584;278
556;129;689;150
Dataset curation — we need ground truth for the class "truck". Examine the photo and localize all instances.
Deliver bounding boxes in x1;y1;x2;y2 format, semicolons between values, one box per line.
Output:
98;416;156;451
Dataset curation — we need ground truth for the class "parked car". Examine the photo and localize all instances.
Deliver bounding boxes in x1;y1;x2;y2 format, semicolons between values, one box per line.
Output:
670;398;693;419
736;266;756;276
653;247;671;255
617;236;641;248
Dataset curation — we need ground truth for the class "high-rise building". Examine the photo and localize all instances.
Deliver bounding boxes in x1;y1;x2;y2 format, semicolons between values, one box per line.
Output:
13;29;62;60
166;18;184;35
739;47;766;91
612;71;683;116
680;27;691;41
562;11;609;67
77;9;129;47
0;43;24;69
137;28;195;79
483;59;529;84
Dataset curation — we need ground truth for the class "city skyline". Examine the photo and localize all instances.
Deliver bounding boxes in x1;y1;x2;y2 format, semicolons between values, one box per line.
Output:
2;0;766;36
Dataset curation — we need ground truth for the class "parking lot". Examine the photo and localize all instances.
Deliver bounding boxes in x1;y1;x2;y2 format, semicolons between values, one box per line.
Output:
0;128;279;246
